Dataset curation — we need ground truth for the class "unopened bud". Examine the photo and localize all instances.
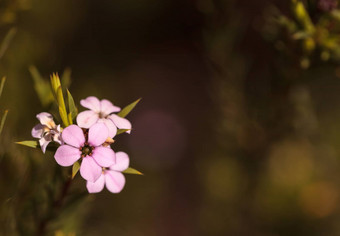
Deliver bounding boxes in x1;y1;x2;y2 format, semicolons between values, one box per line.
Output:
102;137;115;147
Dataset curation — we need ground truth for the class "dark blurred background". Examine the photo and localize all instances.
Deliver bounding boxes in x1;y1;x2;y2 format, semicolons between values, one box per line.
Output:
2;0;340;235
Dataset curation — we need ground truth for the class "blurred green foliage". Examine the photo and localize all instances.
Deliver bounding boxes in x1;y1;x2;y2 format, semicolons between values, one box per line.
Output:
264;0;340;69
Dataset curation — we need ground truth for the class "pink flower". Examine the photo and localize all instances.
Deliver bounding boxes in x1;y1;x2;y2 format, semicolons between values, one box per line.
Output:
76;96;132;138
31;112;62;153
54;123;116;182
86;151;129;193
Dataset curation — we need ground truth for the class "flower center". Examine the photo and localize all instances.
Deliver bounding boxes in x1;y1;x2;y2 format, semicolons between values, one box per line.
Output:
81;143;94;157
102;167;108;174
98;112;107;119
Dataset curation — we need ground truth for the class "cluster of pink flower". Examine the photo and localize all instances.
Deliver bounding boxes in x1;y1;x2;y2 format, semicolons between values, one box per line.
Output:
31;96;132;194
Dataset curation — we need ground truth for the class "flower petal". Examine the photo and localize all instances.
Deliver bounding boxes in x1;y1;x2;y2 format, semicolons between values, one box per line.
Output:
92;146;116;167
105;170;126;193
76;110;99;129
54;145;81;166
61;125;85;148
80;156;102;182
53;133;62;144
31;124;44;138
108;114;132;134
39;134;52;153
100;99;121;115
110;151;129;171
80;96;101;112
88;123;109;147
97;118;117;138
86;174;105;193
36;112;55;129
52;125;62;144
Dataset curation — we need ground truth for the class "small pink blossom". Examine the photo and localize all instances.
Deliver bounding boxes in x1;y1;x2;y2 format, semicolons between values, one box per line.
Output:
54;123;116;182
31;112;62;153
86;151;129;193
76;96;132;138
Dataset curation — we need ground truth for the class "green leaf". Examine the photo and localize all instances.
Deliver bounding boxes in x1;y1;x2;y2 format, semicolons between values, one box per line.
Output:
117;98;141;118
57;86;65;107
29;66;54;107
67;113;73;125
59;105;69;127
0;27;16;60
50;73;61;97
116;129;130;135
293;1;315;34
0;77;6;99
67;89;78;124
72;161;80;179
15;140;39;148
61;68;72;89
0;110;8;135
57;86;69;127
122;167;143;175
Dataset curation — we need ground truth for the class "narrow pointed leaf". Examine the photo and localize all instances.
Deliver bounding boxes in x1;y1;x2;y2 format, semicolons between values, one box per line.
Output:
0;77;6;99
116;129;130;135
29;66;54;107
0;110;8;135
59;105;69;127
117;98;141;118
57;86;69;127
50;73;61;97
293;1;315;33
61;68;72;89
122;167;143;175
16;140;39;148
67;113;73;125
57;86;65;107
0;27;16;60
50;76;57;96
67;89;78;122
72;161;80;179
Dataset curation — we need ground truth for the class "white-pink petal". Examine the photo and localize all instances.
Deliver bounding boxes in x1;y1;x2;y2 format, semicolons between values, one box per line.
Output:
54;145;81;166
110;151;129;171
92;146;116;167
105;170;126;193
109;114;132;133
53;133;62;144
76;110;99;129
36;112;55;128
31;124;44;138
88;123;109;147
100;99;121;115
86;174;105;193
80;156;102;182
80;96;101;112
97;118;117;138
39;134;52;153
61;125;85;148
52;125;62;144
